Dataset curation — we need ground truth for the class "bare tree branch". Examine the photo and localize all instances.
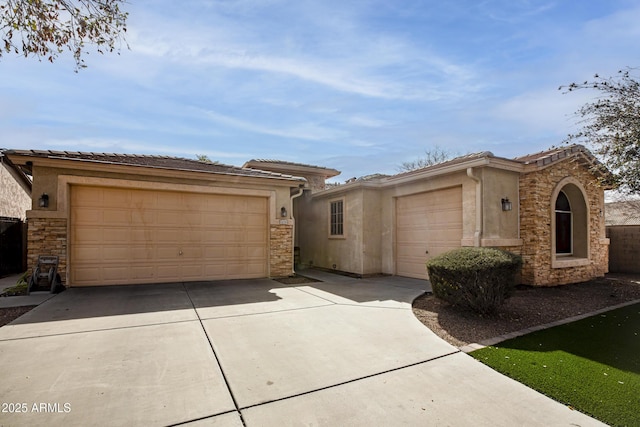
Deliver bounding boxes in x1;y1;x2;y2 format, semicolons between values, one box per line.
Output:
561;67;640;194
0;0;128;70
397;145;458;172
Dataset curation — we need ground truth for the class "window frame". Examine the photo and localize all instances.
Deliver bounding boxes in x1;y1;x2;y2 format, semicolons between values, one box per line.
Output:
329;198;345;239
550;179;591;269
555;191;573;256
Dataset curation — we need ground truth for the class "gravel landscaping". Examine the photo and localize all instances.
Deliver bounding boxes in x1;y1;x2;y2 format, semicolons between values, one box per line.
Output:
0;305;37;327
412;274;640;348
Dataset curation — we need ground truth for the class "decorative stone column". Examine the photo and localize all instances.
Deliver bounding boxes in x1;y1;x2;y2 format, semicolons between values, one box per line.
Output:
27;217;67;284
270;224;293;277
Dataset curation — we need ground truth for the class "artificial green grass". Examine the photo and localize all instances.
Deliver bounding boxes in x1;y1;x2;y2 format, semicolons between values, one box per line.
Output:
471;302;640;427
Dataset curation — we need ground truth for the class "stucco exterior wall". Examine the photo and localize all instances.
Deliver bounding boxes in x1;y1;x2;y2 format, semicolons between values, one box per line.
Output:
481;168;521;244
362;189;382;274
0;163;30;220
296;188;366;274
519;160;608;286
297;167;523;277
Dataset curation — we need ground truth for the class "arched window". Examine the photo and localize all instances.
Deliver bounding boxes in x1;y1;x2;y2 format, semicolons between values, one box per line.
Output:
552;182;588;264
555;191;572;255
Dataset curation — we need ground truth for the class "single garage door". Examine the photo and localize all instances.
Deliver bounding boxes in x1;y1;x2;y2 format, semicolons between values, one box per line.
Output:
70;186;268;286
396;186;463;279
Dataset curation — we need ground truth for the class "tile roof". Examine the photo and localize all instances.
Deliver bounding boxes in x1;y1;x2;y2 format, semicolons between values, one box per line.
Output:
513;144;588;166
391;151;495;179
3;149;306;182
244;159;341;176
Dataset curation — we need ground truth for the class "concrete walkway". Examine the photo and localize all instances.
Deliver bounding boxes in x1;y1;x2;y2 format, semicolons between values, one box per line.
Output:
0;273;57;308
0;272;604;426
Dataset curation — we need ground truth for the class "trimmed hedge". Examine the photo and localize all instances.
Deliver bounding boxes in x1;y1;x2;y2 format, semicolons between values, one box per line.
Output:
426;247;522;315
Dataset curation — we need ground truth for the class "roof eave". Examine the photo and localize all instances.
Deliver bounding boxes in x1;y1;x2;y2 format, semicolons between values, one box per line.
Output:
0;152;33;194
5;152;306;186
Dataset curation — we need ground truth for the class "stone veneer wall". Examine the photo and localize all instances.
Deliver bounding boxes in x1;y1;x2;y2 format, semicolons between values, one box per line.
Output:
27;218;67;284
519;160;608;286
270;224;293;277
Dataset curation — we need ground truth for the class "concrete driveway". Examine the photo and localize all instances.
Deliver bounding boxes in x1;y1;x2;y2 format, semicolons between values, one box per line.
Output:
0;270;603;426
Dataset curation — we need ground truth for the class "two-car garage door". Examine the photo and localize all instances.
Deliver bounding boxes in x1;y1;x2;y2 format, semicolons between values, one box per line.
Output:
396;186;463;280
70;186;268;286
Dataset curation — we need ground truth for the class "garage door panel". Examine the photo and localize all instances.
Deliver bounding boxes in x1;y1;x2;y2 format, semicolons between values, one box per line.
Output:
71;186;269;286
102;247;131;261
396;187;463;280
226;246;247;258
131;210;156;225
72;246;101;261
156;229;181;243
103;209;132;224
100;228;133;242
131;266;155;279
247;230;266;243
131;248;154;260
203;246;225;258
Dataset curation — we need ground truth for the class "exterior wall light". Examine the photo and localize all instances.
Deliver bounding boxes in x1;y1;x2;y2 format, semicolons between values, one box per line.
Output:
39;193;49;208
501;197;512;211
280;206;288;218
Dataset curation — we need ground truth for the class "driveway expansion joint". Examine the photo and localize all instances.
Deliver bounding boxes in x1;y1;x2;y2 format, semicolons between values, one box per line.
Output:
196;302;335;321
166;410;241;427
237;349;462;412
183;283;247;427
0;318;200;342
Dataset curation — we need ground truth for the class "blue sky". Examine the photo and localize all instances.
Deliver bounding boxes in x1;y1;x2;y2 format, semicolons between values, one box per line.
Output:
2;0;640;181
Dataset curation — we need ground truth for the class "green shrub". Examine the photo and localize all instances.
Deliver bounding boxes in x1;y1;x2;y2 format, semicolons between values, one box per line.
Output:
426;247;522;315
0;271;29;296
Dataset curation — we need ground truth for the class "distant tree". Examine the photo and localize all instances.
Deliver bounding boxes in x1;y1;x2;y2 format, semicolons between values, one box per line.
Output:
560;68;640;194
397;145;457;172
196;154;218;164
0;0;128;70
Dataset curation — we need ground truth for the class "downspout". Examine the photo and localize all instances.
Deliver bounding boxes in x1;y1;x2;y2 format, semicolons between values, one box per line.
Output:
467;167;483;247
290;185;305;274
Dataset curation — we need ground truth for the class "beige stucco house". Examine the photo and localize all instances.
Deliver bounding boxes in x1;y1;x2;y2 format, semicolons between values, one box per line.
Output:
251;145;611;287
4;145;610;288
4;150;306;287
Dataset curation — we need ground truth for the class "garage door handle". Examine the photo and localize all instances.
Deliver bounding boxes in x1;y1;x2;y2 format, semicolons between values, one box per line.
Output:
178;250;183;256
425;250;429;254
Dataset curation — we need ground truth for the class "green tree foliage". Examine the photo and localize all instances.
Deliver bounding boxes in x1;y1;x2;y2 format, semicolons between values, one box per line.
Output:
196;154;218;164
397;145;457;172
561;68;640;194
0;0;128;70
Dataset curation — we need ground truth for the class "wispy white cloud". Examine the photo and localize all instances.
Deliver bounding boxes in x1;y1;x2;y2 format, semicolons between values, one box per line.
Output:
123;3;482;101
197;108;346;142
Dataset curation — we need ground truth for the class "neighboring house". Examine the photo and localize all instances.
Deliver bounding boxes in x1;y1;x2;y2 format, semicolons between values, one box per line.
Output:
605;201;640;274
3;150;306;286
0;150;32;219
254;145;612;287
1;150;31;275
